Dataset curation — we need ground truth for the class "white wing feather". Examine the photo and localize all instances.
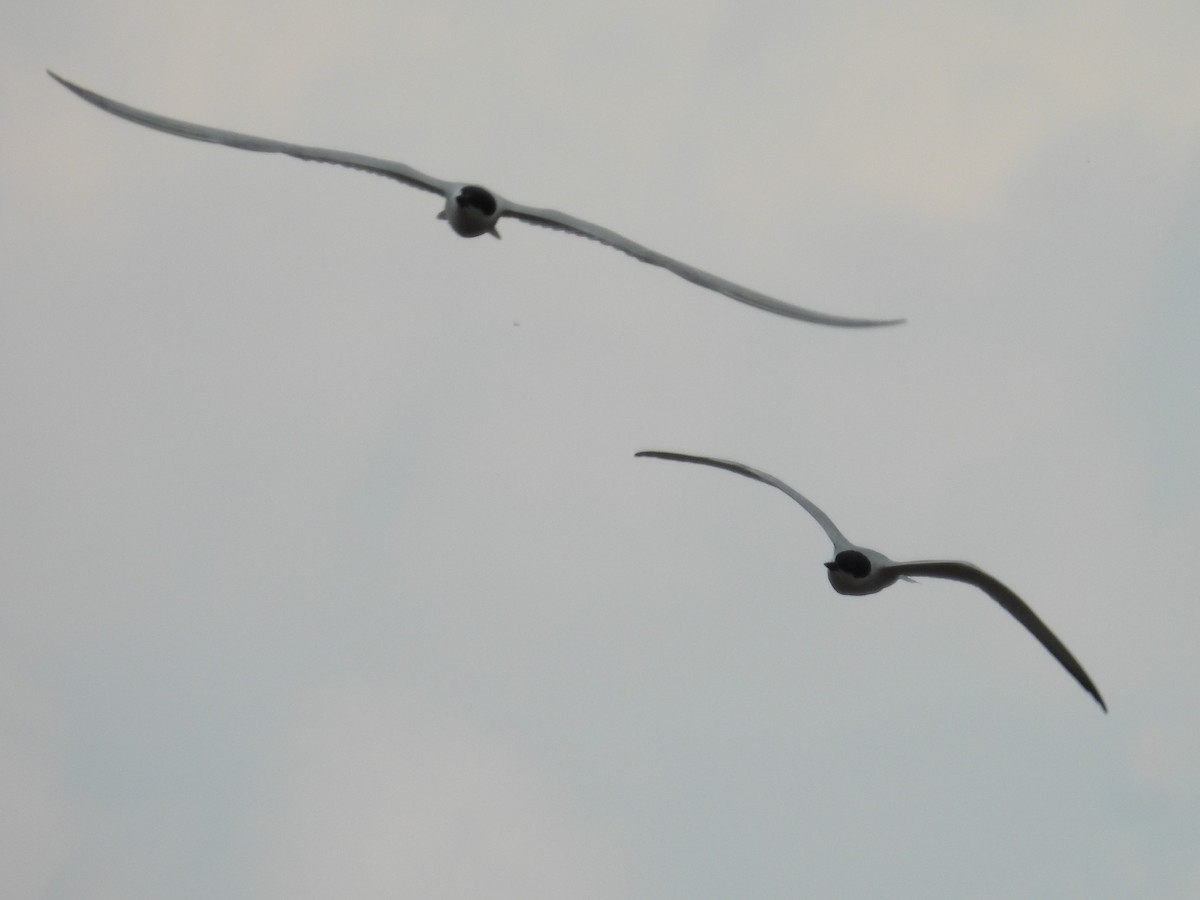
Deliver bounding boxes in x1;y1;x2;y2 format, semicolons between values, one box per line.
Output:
505;203;905;327
635;451;855;549
49;71;452;195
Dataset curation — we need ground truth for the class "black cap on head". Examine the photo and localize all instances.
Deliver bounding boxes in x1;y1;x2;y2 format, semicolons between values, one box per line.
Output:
828;549;871;578
456;184;498;215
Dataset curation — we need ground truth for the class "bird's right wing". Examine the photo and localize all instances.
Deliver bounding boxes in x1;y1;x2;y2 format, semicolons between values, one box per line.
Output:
503;202;905;328
887;559;1106;711
635;451;853;550
48;71;454;196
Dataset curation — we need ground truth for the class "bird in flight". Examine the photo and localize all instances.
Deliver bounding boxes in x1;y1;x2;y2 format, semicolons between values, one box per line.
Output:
635;450;1106;711
48;71;905;329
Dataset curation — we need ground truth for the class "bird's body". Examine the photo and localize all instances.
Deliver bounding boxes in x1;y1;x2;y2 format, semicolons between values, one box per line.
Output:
636;450;1107;711
48;71;905;328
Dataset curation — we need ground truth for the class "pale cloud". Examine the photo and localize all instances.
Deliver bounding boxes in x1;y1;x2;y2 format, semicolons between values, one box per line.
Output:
0;664;75;899
247;680;630;900
1127;720;1200;805
700;3;1200;215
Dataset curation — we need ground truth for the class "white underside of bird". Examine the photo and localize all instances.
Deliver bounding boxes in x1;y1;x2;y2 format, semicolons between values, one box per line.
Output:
48;71;905;329
636;450;1106;712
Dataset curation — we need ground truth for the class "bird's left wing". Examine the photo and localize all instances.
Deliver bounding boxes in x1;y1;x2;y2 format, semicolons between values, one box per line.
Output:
635;451;855;550
502;201;905;328
887;560;1106;711
48;71;453;196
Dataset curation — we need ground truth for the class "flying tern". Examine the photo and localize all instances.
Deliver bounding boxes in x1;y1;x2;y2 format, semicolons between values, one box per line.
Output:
48;71;905;328
635;450;1106;711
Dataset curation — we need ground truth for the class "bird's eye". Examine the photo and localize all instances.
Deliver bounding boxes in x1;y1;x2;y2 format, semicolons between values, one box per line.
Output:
835;550;871;578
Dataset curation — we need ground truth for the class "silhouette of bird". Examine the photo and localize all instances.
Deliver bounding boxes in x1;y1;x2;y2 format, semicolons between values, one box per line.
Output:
636;450;1106;711
48;71;905;328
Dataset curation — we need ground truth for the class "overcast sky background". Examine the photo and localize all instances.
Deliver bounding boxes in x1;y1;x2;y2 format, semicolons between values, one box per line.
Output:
3;1;1199;897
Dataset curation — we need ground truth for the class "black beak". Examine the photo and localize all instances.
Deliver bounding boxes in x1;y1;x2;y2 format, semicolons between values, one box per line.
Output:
824;560;838;570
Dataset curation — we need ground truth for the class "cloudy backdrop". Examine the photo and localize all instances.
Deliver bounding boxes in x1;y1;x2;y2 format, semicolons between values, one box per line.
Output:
3;1;1198;897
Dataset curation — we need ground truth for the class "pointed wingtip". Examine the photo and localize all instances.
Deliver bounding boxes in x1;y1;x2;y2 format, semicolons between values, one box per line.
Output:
1075;671;1107;713
813;316;907;329
1075;665;1106;713
47;70;83;96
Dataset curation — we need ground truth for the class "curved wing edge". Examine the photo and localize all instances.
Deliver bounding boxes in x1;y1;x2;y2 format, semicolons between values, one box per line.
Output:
888;559;1107;712
635;451;853;550
47;70;452;196
504;202;906;328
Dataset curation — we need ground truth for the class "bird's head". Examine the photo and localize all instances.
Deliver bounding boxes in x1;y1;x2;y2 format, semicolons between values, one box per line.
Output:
825;549;872;579
456;185;498;215
438;184;502;238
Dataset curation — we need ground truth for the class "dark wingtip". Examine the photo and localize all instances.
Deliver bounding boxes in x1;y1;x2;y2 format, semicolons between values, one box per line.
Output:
1074;672;1107;713
827;315;907;329
1071;661;1106;713
47;70;84;97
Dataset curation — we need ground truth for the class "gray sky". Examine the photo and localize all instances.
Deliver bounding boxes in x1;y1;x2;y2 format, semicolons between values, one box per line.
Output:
3;1;1199;897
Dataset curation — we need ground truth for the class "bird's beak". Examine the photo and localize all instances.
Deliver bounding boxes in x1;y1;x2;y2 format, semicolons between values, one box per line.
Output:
823;561;837;570
436;210;447;220
488;227;501;239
